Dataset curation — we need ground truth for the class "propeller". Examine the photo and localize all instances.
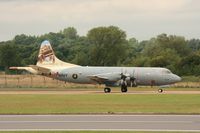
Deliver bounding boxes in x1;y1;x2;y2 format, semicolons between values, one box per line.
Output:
120;69;137;87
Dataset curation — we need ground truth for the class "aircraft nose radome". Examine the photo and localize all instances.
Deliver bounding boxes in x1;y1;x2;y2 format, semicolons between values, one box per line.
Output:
174;75;181;82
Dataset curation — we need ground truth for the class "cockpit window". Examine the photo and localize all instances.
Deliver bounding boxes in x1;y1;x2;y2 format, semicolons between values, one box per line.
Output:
162;69;172;74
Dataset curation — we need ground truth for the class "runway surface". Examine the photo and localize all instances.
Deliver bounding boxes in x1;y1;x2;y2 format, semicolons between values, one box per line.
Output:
0;90;200;94
0;115;200;131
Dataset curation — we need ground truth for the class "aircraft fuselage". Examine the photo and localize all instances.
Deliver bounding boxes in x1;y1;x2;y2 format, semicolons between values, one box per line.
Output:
55;66;181;87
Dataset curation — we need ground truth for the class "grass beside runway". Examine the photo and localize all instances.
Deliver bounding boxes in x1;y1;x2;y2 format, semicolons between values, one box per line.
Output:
0;94;200;114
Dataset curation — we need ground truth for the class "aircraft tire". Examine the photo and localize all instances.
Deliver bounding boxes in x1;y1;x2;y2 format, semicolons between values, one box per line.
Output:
121;86;128;93
158;88;163;93
104;87;111;93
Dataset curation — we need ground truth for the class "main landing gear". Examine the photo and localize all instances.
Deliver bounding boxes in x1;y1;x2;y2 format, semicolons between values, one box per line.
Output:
104;86;128;93
121;83;128;93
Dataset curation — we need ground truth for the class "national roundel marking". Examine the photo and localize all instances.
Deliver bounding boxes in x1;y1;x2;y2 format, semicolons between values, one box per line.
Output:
72;74;78;79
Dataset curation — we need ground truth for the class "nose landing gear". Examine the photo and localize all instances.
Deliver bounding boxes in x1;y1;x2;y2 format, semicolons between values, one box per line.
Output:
158;88;163;93
104;87;111;93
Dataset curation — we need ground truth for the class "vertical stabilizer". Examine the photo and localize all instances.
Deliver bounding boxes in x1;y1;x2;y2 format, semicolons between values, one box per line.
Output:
36;40;78;67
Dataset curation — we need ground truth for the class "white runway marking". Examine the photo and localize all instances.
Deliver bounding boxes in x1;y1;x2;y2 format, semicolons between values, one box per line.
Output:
1;129;200;132
0;120;192;123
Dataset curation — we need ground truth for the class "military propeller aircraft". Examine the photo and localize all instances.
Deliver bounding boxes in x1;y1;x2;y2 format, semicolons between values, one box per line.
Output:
10;40;181;93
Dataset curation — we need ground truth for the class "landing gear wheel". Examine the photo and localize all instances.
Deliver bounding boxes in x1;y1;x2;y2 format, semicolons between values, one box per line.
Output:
121;85;128;93
104;87;111;93
158;88;163;93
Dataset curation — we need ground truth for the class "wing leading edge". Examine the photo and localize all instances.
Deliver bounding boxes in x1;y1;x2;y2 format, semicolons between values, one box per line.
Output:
87;72;121;84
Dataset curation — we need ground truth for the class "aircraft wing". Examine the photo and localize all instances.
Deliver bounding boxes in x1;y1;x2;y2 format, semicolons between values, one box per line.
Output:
87;75;109;84
87;72;121;84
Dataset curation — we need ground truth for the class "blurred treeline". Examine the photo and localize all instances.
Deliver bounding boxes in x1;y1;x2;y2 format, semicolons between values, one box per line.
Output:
0;26;200;76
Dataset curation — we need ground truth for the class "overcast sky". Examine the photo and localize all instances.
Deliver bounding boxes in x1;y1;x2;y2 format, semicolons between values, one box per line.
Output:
0;0;199;41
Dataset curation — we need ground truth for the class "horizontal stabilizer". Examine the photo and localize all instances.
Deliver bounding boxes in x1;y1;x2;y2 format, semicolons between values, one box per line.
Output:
9;67;38;74
9;65;51;75
29;65;50;74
